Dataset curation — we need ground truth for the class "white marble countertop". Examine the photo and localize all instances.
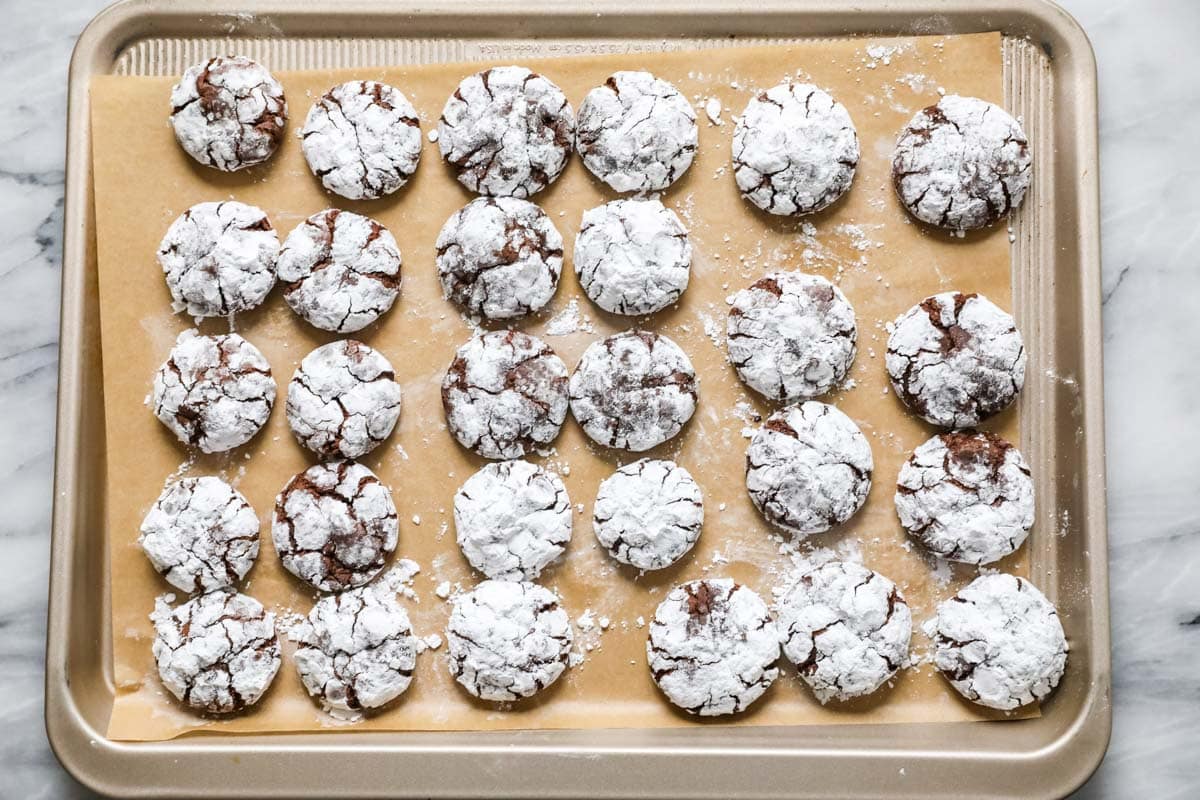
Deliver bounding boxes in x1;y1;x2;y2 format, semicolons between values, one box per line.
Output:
3;0;1197;797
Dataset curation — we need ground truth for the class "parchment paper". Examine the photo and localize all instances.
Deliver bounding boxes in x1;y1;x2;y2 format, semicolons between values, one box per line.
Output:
91;32;1030;741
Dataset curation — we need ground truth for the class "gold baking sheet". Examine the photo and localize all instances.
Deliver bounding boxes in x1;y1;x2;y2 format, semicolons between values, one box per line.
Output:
91;32;1030;741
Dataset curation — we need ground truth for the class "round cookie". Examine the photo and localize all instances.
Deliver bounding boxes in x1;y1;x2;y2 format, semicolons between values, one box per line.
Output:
568;331;698;452
745;401;873;536
453;460;572;581
293;583;419;712
727;271;857;403
169;56;286;172
446;580;573;702
286;340;402;460
436;197;563;320
885;292;1026;428
138;476;260;593
929;573;1067;710
776;561;911;704
896;431;1034;565
438;66;575;198
646;579;780;716
157;201;279;319
892;95;1032;231
575;70;698;194
150;589;281;714
277;209;402;333
593;459;703;571
301;80;422;201
272;461;399;593
732;82;859;216
151;330;276;454
441;330;569;460
574;199;692;316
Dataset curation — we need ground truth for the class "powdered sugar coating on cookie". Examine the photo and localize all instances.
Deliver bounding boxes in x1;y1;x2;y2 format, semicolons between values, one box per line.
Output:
727;271;857;403
886;292;1025;428
896;431;1034;564
576;70;697;194
151;330;276;454
646;579;780;716
169;56;286;172
930;573;1067;710
574;199;692;316
293;583;418;711
436;197;563;320
438;66;574;198
892;95;1032;231
286;340;402;460
139;477;260;593
732;82;858;216
157;201;279;319
277;209;402;333
593;459;703;571
569;331;698;452
272;461;399;593
454;460;571;581
151;589;280;714
446;580;573;702
746;401;872;536
777;561;911;704
442;330;569;460
301;80;422;201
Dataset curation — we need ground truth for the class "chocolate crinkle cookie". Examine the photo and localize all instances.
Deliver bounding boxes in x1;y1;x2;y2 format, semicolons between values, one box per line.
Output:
776;561;911;704
441;330;569;460
438;66;575;198
732;82;859;216
436;197;563;320
646;579;780;716
272;460;399;593
568;331;698;452
292;583;419;712
446;580;573;702
929;573;1067;710
746;401;872;536
301;80;422;201
453;460;571;581
574;199;692;316
727;271;857;403
169;56;287;172
593;458;703;571
575;70;698;194
892;95;1032;231
157;201;279;319
886;292;1025;428
151;589;281;715
139;477;260;594
286;340;402;460
896;430;1034;565
151;330;275;454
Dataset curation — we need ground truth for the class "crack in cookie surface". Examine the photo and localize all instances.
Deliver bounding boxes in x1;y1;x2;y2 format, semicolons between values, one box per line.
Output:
272;460;399;592
727;271;857;403
445;580;573;702
576;70;697;194
139;476;260;593
151;330;276;454
568;331;698;452
593;458;703;570
301;80;423;201
286;340;402;460
745;401;872;536
436;197;563;320
169;56;287;172
277;209;402;333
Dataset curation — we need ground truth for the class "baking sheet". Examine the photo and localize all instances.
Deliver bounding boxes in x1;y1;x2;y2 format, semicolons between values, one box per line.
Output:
90;32;1030;742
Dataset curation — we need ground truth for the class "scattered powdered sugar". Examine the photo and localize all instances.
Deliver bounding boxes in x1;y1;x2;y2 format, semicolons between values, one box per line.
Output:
703;96;723;125
544;297;593;336
593;459;703;570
